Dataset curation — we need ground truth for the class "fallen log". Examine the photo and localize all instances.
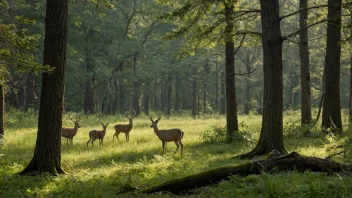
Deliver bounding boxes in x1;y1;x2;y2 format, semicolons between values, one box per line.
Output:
132;152;351;195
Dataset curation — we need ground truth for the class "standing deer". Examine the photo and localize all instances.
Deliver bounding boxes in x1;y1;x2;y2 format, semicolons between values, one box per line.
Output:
113;111;136;142
87;123;109;147
61;115;81;145
150;114;184;156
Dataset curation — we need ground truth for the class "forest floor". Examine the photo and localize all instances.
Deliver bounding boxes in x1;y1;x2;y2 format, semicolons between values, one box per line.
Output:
1;110;352;197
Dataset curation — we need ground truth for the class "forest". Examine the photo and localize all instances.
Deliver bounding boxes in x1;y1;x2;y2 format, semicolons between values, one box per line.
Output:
1;0;352;197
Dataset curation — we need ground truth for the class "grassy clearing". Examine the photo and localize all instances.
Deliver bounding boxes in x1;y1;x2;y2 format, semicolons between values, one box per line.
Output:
0;111;351;197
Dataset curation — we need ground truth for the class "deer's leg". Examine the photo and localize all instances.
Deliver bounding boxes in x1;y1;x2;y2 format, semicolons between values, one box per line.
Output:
87;138;91;147
114;132;120;142
66;138;68;145
173;140;180;155
162;141;166;155
125;133;128;142
127;133;129;142
179;140;184;156
101;138;104;146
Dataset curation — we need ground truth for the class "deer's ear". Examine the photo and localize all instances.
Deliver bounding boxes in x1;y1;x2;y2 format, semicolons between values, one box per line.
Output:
101;123;104;125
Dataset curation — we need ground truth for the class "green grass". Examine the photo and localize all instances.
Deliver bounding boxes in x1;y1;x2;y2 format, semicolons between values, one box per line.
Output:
1;111;352;197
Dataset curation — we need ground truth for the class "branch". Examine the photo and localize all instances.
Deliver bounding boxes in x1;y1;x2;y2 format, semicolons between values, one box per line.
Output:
234;30;262;37
233;68;257;76
325;150;347;160
282;19;327;41
234;34;246;56
279;5;328;21
280;3;352;21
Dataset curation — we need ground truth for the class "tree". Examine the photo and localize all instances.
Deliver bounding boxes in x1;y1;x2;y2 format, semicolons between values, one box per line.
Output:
0;81;4;137
240;0;287;158
20;0;68;175
299;0;312;125
322;0;342;133
224;1;239;137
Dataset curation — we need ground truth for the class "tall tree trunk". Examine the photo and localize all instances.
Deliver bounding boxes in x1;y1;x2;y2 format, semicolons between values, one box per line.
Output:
203;61;209;113
220;70;225;114
348;17;352;129
244;54;252;115
349;56;352;124
20;0;68;175
119;81;126;113
83;60;95;115
322;0;342;133
224;2;238;137
132;53;140;115
112;79;118;114
192;68;197;118
153;80;158;110
25;73;36;111
18;75;27;109
166;73;172;116
0;82;4;137
241;0;286;158
174;74;180;112
143;84;150;115
214;62;219;111
299;0;312;125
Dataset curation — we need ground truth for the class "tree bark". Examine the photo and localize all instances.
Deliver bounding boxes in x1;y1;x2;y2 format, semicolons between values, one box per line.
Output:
153;80;158;110
112;79;118;114
122;152;351;195
244;53;252;115
0;82;4;137
20;0;68;175
214;62;219;111
174;74;180;112
83;30;95;115
192;68;197;119
299;0;312;125
224;2;239;137
348;17;352;126
322;0;342;133
143;84;150;115
166;73;172;117
25;73;36;111
220;70;225;114
240;0;286;158
132;53;140;115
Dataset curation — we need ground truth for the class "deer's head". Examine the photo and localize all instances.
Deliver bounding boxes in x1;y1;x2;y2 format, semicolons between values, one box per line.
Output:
125;111;137;122
149;114;161;128
101;123;109;130
68;114;81;128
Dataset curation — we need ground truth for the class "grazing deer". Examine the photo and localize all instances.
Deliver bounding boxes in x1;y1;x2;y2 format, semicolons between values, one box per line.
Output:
87;123;109;147
150;114;184;156
113;111;137;142
61;115;81;145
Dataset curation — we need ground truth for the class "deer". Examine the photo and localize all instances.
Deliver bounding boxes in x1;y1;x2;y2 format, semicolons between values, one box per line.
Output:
87;123;109;147
113;111;137;142
61;115;81;145
149;114;184;156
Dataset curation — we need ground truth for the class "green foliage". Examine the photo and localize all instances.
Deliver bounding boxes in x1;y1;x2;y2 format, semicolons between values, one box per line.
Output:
200;122;256;145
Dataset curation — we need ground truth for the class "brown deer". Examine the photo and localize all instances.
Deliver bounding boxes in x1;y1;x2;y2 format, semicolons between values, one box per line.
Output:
113;111;136;142
150;114;184;156
87;123;109;147
61;115;81;145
